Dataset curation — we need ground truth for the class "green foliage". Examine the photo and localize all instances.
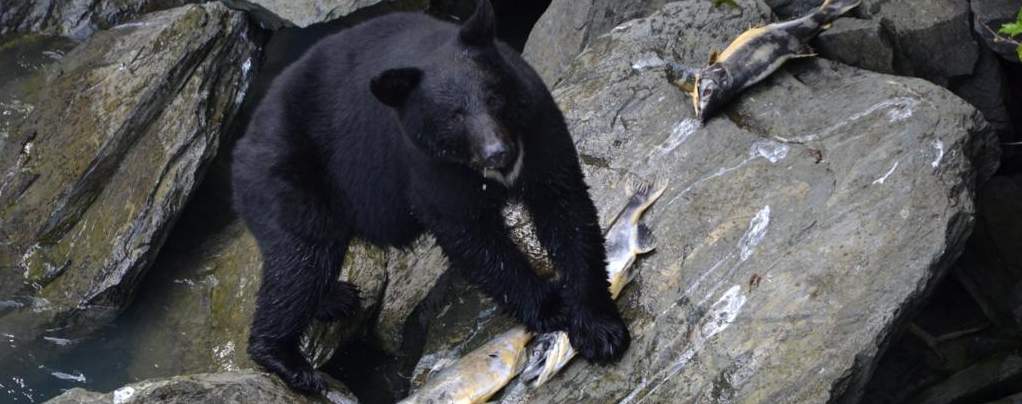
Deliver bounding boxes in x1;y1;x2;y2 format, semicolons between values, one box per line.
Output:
999;7;1022;60
711;0;739;8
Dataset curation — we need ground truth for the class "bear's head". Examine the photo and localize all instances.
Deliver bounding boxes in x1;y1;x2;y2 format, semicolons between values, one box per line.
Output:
370;0;526;186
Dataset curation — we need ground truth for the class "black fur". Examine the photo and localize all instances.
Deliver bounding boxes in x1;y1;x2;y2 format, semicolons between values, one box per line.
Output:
232;0;628;394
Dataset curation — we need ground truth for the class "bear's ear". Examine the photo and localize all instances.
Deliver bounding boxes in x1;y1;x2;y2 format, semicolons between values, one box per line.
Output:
370;67;423;107
459;0;495;47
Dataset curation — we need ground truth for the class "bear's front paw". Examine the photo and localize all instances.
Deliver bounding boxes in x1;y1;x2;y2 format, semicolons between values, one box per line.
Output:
283;367;328;395
314;281;361;322
249;338;327;395
568;307;631;364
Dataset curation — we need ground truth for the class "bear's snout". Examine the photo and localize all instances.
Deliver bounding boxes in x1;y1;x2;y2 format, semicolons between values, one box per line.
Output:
467;114;517;172
481;139;513;170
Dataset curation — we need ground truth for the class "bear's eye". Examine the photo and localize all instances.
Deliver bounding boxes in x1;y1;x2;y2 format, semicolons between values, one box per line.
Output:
485;95;503;109
450;109;465;124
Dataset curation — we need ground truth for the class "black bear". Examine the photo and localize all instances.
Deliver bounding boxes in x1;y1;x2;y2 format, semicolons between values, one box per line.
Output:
232;0;628;393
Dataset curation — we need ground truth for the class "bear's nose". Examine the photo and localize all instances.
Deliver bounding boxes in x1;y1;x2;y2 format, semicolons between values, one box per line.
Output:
482;141;511;169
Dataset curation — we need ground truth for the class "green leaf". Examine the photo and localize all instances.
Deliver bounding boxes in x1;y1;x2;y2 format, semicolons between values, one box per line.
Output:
1000;22;1022;36
1000;6;1022;37
1017;44;1022;61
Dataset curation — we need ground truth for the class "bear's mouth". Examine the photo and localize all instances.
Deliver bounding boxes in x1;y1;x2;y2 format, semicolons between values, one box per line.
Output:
481;139;524;187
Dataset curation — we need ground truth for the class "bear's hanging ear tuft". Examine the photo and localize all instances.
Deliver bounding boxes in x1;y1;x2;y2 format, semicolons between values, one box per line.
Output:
459;0;495;47
370;67;423;107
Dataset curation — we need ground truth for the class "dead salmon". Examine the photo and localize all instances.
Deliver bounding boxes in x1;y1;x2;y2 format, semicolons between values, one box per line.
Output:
519;177;665;387
669;0;861;122
400;177;667;403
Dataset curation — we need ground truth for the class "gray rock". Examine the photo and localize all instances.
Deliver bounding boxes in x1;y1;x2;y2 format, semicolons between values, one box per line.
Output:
762;0;819;19
972;0;1021;63
220;0;430;29
375;236;448;354
950;47;1015;139
522;0;670;87
0;2;258;359
881;0;978;86
407;0;998;402
816;17;894;74
109;214;389;378
45;370;358;404
0;0;196;40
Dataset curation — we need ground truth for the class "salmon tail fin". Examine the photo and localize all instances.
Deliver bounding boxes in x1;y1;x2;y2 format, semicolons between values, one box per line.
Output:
636;223;656;254
623;175;669;217
818;0;861;19
623;173;646;197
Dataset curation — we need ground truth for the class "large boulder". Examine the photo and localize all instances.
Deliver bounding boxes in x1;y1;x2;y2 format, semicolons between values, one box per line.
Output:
803;0;1015;149
522;0;669;87
0;1;258;361
0;0;197;40
118;214;389;377
406;0;998;402
46;370;357;404
220;0;434;29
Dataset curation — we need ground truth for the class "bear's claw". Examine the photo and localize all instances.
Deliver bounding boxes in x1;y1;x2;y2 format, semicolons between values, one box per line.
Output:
568;307;631;364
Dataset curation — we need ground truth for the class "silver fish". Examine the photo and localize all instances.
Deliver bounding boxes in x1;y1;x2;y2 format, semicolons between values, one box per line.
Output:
671;0;861;122
401;177;666;403
520;177;665;387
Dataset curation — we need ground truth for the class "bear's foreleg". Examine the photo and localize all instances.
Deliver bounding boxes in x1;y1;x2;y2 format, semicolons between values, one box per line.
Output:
419;208;567;334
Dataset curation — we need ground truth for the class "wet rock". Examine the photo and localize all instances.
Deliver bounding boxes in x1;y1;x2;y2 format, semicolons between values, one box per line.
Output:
972;0;1021;63
406;0;998;402
0;0;196;40
46;370;358;404
375;237;448;354
522;0;670;87
116;204;388;378
908;354;1022;404
0;2;258;357
0;34;78;156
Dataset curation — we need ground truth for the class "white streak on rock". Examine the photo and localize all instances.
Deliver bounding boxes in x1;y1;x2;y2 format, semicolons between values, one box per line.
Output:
631;53;666;71
931;140;944;168
654;119;699;156
872;161;900;185
738;206;770;262
113;386;136;404
624;285;748;404
794;97;920;143
751;141;788;163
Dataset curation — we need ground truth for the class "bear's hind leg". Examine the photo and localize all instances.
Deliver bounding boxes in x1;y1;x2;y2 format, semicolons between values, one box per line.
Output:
314;280;361;322
248;236;350;394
